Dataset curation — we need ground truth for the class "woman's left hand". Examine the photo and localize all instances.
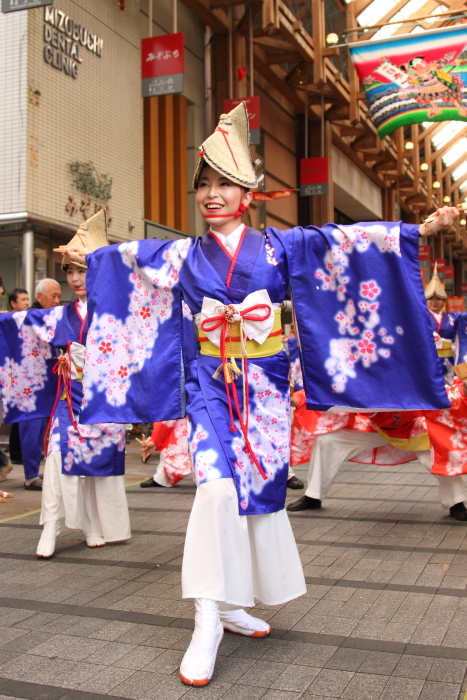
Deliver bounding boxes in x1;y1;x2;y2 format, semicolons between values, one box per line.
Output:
420;206;459;237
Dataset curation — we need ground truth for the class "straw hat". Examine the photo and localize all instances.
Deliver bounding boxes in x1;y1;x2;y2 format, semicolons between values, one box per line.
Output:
424;262;447;300
193;102;257;189
54;209;108;270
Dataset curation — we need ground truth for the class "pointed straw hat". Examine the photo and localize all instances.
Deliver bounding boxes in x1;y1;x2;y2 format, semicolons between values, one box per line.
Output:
193;102;257;189
424;262;447;300
54;209;109;270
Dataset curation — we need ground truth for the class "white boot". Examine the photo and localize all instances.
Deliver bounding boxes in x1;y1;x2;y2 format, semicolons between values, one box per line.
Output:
219;606;271;637
36;521;60;559
180;599;223;686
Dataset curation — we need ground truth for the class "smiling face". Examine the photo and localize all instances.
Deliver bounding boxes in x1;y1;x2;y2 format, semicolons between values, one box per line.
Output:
195;166;253;235
427;295;445;313
66;264;87;301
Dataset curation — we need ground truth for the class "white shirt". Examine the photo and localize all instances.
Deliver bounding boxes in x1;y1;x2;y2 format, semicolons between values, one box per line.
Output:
209;222;245;257
76;297;88;318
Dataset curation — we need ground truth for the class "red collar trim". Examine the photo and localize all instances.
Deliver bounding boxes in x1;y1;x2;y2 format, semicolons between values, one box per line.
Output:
226;225;248;288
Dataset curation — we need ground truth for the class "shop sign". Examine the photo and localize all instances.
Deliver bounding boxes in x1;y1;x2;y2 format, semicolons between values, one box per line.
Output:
430;258;445;272
447;297;465;313
2;0;52;12
65;196;113;227
224;97;260;145
141;33;184;97
443;265;454;280
418;244;430;261
461;283;467;294
300;157;328;196
43;6;103;80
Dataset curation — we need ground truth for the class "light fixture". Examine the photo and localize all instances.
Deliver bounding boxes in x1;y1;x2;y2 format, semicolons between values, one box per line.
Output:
432;181;441;189
405;141;414;150
443;196;450;203
420;162;429;171
461;219;466;226
326;33;339;45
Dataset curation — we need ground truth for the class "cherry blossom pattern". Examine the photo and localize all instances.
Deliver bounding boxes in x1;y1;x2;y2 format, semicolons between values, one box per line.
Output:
0;306;64;418
360;281;380;300
188;422;222;486
159;418;192;486
231;362;290;511
63;420;126;471
83;238;191;408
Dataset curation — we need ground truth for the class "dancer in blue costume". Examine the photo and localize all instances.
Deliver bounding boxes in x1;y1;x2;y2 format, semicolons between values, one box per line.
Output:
76;103;457;686
0;211;131;558
425;263;467;380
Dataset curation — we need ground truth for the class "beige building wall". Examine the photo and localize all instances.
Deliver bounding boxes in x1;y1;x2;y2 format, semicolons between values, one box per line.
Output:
0;10;27;217
26;0;144;243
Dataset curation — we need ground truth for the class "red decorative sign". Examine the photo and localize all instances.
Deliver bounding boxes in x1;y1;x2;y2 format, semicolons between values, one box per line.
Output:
443;265;454;280
141;33;184;97
418;245;430;261
224;97;260;145
300;157;329;196
447;297;465;313
430;258;445;272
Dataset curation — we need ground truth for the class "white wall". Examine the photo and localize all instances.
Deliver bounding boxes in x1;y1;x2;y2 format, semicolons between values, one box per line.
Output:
332;144;382;221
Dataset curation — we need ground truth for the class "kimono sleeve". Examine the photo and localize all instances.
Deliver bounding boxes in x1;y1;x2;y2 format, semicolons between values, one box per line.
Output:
0;306;64;423
80;237;192;425
276;221;449;411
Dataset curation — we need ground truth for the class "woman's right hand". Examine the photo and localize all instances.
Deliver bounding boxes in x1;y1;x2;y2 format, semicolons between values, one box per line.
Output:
140;438;156;463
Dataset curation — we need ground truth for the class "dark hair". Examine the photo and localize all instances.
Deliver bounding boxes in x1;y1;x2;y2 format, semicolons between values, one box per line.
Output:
195;161;250;194
0;274;3;288
9;288;28;304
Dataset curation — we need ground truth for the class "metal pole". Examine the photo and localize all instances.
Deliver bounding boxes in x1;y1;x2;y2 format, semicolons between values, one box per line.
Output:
249;4;254;96
173;0;177;34
205;26;213;137
22;229;35;302
148;0;152;36
228;5;233;99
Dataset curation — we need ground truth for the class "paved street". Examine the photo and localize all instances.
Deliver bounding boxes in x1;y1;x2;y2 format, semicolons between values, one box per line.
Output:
0;445;467;699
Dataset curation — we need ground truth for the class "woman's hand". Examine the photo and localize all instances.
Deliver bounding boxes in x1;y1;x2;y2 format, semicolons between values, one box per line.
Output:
140;438;156;463
420;206;459;237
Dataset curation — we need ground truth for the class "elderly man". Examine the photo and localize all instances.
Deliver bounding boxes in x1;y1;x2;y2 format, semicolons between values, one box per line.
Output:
33;279;61;309
9;288;29;311
21;278;61;490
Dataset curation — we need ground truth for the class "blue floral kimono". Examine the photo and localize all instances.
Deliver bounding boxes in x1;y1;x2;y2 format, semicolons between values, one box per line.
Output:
0;301;125;477
78;222;448;515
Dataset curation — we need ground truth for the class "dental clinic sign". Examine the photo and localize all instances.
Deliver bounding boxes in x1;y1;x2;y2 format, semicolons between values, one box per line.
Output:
43;6;103;79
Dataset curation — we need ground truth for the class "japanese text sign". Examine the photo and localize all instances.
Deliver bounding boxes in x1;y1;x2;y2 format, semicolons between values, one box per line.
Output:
300;157;329;197
418;245;430;261
141;33;184;97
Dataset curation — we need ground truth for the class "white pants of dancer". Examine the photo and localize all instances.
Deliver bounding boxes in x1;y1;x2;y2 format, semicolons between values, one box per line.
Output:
152;455;171;487
182;478;306;608
306;430;467;510
40;451;131;541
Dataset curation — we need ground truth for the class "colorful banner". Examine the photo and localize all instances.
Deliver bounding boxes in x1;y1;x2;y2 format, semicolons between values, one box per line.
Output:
141;33;184;97
447;297;465;312
349;26;467;137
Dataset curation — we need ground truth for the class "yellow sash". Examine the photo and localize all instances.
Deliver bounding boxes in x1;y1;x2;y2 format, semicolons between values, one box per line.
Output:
199;308;283;359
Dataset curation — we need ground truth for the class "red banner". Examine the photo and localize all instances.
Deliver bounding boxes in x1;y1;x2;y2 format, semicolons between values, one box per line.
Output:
461;283;467;294
419;245;430;261
141;33;184;97
444;265;455;280
447;297;465;313
431;259;445;272
300;158;329;197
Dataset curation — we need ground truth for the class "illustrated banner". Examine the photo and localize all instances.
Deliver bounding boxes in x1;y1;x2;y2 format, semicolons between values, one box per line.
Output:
349;25;467;137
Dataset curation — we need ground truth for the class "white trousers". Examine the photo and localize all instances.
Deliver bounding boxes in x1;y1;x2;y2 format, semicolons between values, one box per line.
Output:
306;430;467;510
182;478;306;607
153;455;171;487
40;451;131;542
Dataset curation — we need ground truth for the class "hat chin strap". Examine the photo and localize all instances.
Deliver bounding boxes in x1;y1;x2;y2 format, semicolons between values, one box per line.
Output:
202;189;249;219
